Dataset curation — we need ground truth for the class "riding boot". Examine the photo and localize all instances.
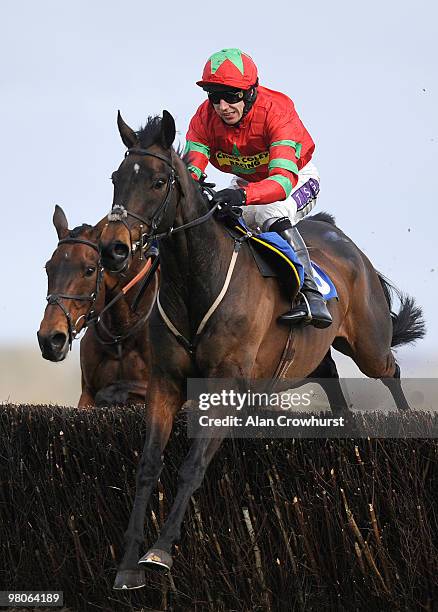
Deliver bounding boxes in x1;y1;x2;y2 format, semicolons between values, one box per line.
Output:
269;220;332;328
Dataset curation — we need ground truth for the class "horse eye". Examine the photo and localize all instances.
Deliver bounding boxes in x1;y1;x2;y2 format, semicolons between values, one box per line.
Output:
85;266;96;277
154;178;166;189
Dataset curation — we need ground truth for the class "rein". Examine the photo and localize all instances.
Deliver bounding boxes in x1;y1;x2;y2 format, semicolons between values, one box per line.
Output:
91;254;158;345
88;255;159;382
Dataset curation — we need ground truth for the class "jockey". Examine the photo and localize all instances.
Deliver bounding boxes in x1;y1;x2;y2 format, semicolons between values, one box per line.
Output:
184;48;332;329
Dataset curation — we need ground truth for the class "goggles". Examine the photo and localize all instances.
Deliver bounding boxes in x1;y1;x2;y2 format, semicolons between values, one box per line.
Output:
208;90;245;105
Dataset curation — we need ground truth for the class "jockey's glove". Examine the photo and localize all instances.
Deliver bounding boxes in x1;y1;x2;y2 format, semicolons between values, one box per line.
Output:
199;173;216;189
212;188;246;220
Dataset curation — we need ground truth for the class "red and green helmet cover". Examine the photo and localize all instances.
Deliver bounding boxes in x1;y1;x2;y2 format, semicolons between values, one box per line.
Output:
197;48;258;90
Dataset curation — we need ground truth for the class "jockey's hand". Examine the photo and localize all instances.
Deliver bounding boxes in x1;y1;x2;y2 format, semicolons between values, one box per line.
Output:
212;188;246;220
199;174;216;189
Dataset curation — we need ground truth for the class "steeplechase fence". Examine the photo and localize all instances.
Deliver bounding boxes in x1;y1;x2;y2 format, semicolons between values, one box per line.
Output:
0;404;437;611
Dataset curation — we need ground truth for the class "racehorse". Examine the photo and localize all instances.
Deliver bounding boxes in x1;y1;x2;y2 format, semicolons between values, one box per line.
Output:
37;205;159;407
99;111;425;589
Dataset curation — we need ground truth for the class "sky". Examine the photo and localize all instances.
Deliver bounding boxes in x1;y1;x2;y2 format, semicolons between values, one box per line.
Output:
1;0;437;378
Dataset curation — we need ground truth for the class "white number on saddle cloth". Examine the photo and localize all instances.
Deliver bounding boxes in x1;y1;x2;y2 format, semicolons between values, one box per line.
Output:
311;265;331;297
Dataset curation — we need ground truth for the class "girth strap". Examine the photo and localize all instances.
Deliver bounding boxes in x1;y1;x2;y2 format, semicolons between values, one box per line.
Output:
157;240;242;355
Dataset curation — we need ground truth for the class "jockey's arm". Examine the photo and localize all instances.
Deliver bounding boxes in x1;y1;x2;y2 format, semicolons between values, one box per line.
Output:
243;109;315;206
184;110;210;181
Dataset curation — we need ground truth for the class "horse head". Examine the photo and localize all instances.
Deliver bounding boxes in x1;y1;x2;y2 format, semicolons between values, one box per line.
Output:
37;205;105;361
99;110;178;273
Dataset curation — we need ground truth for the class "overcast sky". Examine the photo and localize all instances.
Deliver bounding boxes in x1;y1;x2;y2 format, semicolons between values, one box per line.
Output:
1;0;436;374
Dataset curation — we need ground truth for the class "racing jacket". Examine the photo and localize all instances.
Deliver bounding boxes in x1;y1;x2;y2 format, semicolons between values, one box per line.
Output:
184;86;315;205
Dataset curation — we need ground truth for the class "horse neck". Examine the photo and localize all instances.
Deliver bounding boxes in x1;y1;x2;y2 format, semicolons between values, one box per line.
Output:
101;257;150;337
158;156;234;329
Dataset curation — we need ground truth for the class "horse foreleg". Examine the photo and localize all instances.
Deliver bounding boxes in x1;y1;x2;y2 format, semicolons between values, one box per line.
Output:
78;375;95;408
138;433;225;572
113;380;181;590
78;390;94;408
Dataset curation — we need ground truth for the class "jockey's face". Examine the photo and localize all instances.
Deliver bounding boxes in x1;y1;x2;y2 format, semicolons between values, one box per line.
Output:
212;98;245;125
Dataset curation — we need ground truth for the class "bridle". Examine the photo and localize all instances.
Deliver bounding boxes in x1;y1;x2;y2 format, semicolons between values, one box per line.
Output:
45;237;104;348
46;233;160;352
107;148;220;255
106;147;250;358
106;149;178;263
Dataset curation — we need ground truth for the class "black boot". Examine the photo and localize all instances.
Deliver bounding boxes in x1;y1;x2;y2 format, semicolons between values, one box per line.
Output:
269;219;332;329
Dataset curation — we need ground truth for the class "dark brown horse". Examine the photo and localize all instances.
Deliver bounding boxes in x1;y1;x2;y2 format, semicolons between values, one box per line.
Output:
37;205;158;407
100;112;425;589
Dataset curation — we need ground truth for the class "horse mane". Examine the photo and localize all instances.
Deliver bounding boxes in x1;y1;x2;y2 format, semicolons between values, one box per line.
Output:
175;142;184;158
309;211;336;226
136;115;163;149
136;115;185;159
69;224;93;238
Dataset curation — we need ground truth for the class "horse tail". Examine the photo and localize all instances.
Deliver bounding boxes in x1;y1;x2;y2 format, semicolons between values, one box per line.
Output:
376;273;426;347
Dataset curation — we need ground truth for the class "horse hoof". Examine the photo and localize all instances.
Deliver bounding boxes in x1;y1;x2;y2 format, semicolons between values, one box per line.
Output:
138;548;173;573
113;568;146;590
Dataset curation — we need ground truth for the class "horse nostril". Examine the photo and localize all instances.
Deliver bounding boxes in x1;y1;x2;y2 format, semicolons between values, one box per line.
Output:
50;332;68;350
100;241;130;270
112;242;130;259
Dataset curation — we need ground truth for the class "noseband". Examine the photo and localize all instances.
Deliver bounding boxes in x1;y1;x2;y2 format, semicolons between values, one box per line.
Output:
46;237;104;348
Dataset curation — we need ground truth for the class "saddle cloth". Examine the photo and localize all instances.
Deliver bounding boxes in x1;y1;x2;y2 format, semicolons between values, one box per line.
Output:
235;221;338;301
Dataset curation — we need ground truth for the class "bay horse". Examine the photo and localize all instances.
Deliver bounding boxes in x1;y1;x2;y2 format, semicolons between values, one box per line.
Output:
37;205;159;407
100;111;425;589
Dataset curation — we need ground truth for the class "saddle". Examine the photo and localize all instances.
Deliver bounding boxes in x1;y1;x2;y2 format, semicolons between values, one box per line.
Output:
228;220;338;301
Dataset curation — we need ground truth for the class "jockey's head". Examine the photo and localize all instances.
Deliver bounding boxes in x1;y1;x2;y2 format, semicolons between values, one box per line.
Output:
197;48;259;125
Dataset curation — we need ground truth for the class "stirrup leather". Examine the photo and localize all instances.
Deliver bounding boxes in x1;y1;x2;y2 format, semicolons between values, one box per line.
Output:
298;291;313;322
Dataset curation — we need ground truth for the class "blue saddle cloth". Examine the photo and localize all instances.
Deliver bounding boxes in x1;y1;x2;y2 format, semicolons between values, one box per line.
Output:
237;220;338;301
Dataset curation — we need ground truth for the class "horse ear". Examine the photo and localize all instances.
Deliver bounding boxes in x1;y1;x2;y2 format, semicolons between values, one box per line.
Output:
117;110;138;149
53;205;69;239
160;110;176;149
